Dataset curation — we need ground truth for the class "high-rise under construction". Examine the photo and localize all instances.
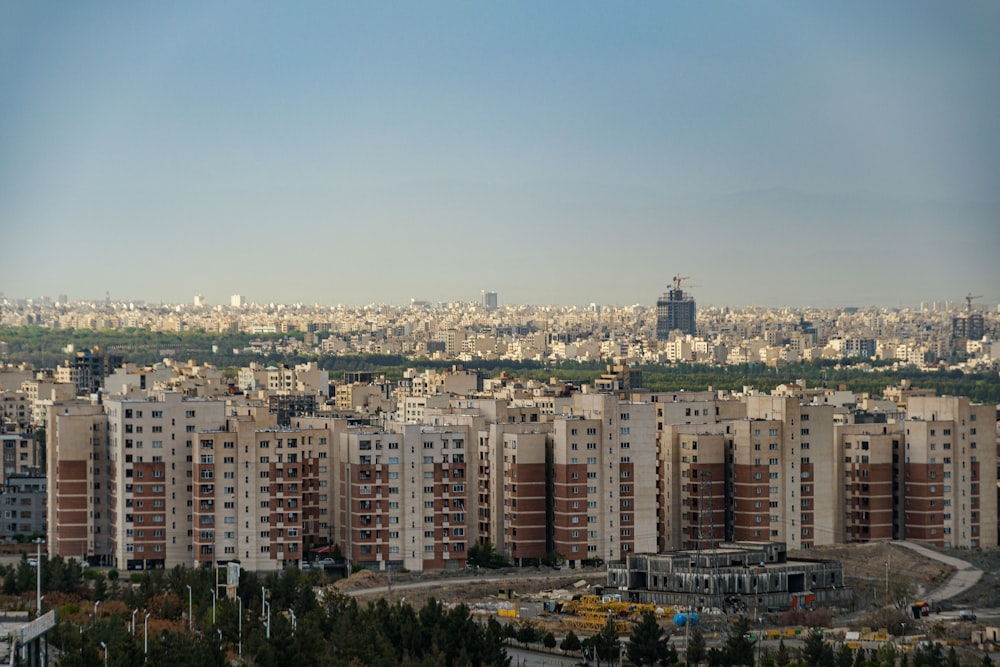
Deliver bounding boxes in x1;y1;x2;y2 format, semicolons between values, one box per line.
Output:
656;275;696;339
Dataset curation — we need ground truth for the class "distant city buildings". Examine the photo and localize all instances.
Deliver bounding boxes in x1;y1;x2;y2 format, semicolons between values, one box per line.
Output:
0;292;996;568
1;291;996;372
482;290;498;311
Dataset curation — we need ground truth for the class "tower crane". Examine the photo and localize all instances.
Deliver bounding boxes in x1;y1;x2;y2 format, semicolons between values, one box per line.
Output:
965;293;981;314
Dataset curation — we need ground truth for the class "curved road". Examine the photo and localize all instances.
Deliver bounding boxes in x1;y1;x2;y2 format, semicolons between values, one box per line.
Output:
339;542;983;606
892;540;983;601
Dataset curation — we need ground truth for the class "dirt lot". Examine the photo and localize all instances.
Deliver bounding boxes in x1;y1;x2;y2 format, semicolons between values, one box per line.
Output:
339;566;606;609
790;542;955;610
333;543;1000;617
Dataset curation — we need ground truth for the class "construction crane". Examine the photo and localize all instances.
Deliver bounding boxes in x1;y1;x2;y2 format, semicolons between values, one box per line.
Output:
965;293;981;314
672;275;691;291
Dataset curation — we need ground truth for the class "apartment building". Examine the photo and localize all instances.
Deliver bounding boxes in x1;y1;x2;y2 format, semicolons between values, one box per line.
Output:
0;392;31;432
423;397;551;561
46;400;109;562
338;422;472;571
37;365;997;577
497;428;548;563
551;393;657;566
901;396;997;548
660;423;729;551
1;473;46;542
192;411;335;572
835;423;899;542
22;378;77;426
237;362;329;396
55;347;125;396
104;392;227;570
639;391;745;553
1;433;40;484
731;397;837;549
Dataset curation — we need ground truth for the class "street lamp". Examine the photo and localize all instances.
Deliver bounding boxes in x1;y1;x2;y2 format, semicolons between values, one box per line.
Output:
131;609;138;635
187;585;193;631
94;600;101;627
237;595;243;658
100;641;108;667
262;585;271;639
35;538;44;615
144;611;151;656
211;588;217;626
884;558;890;607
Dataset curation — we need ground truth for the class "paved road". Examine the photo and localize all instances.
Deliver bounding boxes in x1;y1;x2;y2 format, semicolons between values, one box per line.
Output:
892;541;983;601
342;568;601;598
506;646;584;667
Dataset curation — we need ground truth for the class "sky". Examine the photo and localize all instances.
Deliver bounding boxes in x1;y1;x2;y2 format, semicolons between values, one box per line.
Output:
2;2;998;309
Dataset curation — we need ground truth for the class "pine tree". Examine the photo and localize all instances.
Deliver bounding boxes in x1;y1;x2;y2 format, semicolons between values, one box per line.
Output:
686;627;707;667
723;617;756;667
561;630;583;653
626;611;667;666
775;637;791;667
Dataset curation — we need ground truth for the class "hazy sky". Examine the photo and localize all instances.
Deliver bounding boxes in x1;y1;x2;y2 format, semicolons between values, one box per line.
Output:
2;2;998;308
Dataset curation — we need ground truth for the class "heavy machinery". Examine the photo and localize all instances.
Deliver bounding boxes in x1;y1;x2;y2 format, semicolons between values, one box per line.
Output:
562;594;660;634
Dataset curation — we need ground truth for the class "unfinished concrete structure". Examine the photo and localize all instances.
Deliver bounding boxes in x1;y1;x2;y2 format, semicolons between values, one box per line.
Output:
607;542;851;612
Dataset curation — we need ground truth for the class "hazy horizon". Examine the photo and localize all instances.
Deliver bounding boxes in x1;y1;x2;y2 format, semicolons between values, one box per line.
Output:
3;2;998;308
3;284;996;312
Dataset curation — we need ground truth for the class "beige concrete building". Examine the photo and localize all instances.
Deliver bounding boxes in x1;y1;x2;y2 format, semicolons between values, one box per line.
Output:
338;422;472;571
104;392;228;570
551;393;657;566
659;423;729;551
46;400;110;562
835;423;899;542
902;396;997;548
732;397;837;549
192;410;335;572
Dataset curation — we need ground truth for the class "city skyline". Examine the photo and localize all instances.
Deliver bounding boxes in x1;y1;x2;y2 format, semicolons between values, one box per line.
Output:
4;287;999;312
2;2;999;307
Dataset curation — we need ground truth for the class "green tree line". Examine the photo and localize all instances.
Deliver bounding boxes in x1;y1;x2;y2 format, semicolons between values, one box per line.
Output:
2;326;998;402
4;560;510;667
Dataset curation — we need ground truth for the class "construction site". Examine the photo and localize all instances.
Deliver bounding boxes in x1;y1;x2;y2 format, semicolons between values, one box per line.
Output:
333;540;1000;662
